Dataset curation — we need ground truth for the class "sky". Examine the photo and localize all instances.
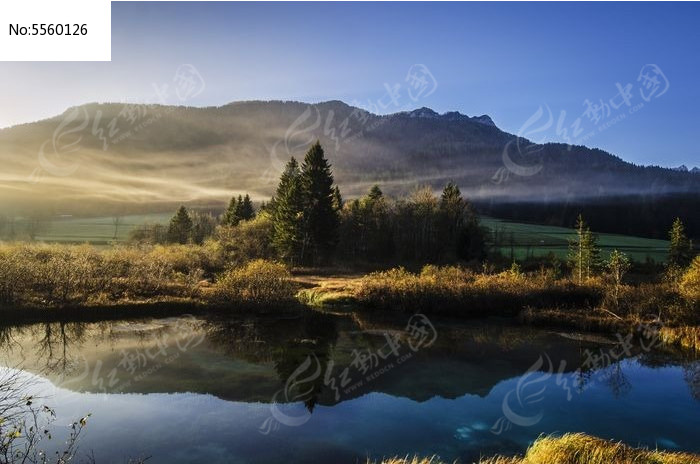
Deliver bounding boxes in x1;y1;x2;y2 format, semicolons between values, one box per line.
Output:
1;2;699;168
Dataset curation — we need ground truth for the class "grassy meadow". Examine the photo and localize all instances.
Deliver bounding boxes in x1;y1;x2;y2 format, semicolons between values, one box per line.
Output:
33;212;173;244
481;216;670;263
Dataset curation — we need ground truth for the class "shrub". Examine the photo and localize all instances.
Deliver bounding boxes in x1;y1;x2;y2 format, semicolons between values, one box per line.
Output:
680;256;700;303
215;214;275;266
215;259;295;306
17;244;106;306
102;245;196;299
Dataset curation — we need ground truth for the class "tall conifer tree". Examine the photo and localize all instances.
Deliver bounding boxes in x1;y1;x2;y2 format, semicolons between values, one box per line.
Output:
222;196;239;226
239;194;255;221
272;158;305;264
300;141;340;264
168;205;193;244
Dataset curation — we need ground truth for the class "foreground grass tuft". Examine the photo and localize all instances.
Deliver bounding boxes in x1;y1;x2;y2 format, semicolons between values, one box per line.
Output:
374;433;700;464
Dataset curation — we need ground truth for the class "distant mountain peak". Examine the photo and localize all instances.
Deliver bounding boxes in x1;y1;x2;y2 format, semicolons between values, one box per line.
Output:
672;165;689;172
395;107;497;127
471;115;496;127
407;107;440;119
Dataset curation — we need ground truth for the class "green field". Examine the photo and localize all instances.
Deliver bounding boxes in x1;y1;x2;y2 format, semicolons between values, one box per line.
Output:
34;213;173;244
480;216;669;263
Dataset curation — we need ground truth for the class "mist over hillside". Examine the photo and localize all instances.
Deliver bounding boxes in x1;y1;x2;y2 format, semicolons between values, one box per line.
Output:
0;100;698;219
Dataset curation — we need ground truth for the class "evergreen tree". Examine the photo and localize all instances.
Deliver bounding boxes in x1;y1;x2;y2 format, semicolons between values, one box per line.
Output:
440;182;465;233
272;157;305;264
367;185;383;202
568;214;599;283
239;194;255;221
669;217;693;268
332;185;343;212
168;206;193;244
438;182;485;261
360;185;392;261
234;195;244;221
300;141;340;264
222;196;240;226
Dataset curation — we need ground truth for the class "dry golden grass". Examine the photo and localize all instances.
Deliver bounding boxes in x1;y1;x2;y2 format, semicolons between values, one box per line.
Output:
660;326;700;354
214;259;296;306
679;256;700;303
293;273;362;307
515;433;700;464
374;434;700;464
371;457;444;464
356;265;603;316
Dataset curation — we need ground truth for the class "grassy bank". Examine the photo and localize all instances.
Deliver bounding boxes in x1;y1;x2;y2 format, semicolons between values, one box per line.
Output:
375;433;700;464
0;243;299;314
356;265;697;321
356;265;603;316
0;242;698;355
354;263;699;352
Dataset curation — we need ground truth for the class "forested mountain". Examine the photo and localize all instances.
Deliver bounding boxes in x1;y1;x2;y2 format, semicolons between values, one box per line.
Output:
0;100;698;222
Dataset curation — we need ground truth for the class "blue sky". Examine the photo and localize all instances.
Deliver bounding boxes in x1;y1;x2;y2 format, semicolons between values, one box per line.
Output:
2;2;699;167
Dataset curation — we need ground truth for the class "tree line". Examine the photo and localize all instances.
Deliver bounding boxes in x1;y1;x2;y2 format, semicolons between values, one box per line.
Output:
146;141;696;274
147;141;487;266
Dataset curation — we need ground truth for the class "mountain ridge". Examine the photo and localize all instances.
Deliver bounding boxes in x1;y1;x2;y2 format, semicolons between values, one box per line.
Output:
0;99;697;216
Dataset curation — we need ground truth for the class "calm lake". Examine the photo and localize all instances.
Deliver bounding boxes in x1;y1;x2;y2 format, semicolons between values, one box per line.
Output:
1;311;698;463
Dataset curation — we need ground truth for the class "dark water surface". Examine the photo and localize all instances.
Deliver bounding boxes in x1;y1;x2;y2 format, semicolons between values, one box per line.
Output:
0;311;698;463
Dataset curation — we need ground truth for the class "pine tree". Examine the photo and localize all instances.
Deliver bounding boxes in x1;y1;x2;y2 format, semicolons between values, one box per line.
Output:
367;185;383;202
332;185;343;212
272;157;305;264
222;196;239;226
440;182;465;228
569;214;599;283
168;206;193;244
239;194;255;221
300;141;340;264
234;195;244;221
669;217;693;268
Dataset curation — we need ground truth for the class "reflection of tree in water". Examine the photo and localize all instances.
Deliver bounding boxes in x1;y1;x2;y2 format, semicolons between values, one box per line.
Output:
0;322;89;375
0;324;22;355
683;362;699;401
33;322;88;374
603;362;632;398
204;312;339;412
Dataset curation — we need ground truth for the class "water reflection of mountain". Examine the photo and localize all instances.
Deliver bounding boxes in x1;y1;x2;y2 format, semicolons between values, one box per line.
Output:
0;313;696;407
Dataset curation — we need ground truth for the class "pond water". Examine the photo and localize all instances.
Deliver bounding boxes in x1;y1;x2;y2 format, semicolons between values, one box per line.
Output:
0;311;698;463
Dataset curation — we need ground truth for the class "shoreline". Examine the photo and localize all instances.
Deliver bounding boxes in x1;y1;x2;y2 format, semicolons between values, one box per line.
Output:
1;271;697;355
